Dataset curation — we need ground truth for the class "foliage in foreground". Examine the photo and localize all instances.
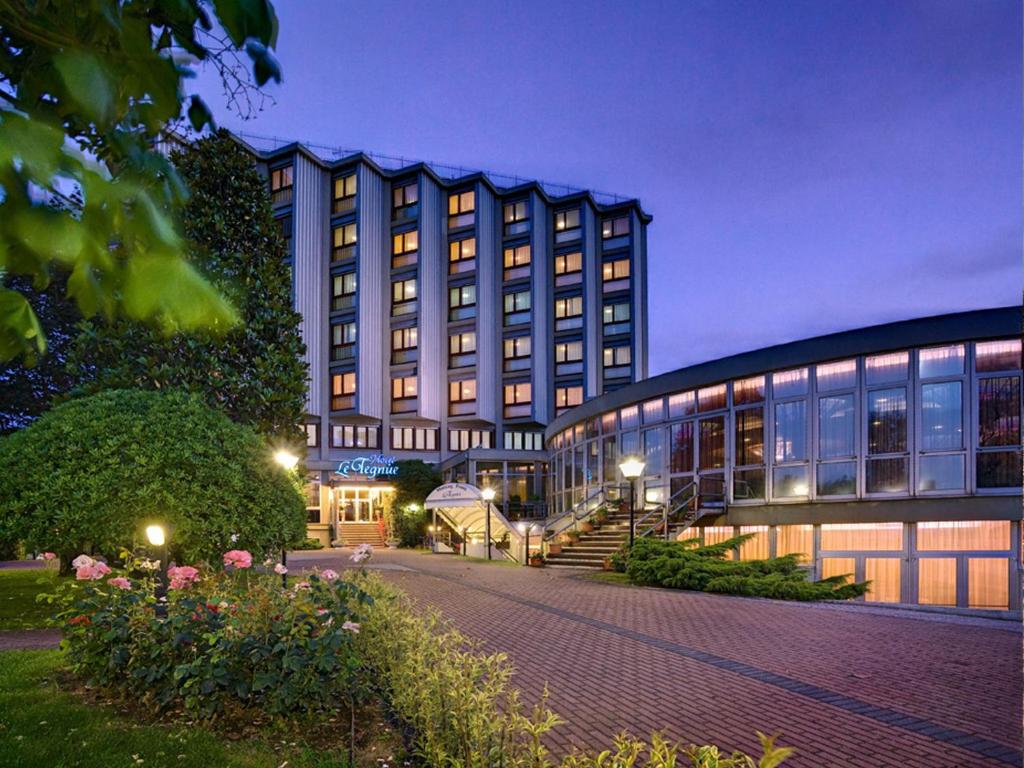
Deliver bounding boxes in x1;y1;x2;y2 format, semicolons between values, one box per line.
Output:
387;460;442;546
0;389;305;566
49;550;794;767
67;131;308;442
0;569;61;630
0;0;282;362
624;537;869;601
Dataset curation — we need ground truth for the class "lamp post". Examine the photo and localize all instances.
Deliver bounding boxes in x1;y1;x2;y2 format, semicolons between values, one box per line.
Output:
517;521;534;565
274;450;300;586
618;456;646;548
145;523;168;618
481;487;496;561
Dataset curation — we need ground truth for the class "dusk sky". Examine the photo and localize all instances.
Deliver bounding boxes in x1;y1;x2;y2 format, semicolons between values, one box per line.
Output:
195;0;1022;375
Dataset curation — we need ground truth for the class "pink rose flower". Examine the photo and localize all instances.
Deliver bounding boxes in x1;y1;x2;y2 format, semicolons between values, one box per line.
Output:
75;561;110;581
72;554;95;569
222;550;252;569
107;576;132;590
168;565;200;590
320;569;339;582
42;552;56;561
273;563;288;575
342;621;360;634
350;543;373;564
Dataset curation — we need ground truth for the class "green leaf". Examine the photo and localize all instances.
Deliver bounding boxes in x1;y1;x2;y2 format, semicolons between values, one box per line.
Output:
122;254;239;331
0;287;46;362
53;51;116;125
187;96;214;132
213;0;278;47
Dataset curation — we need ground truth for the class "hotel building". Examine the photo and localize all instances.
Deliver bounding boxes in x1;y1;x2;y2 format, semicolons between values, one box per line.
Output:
545;307;1022;614
241;136;651;543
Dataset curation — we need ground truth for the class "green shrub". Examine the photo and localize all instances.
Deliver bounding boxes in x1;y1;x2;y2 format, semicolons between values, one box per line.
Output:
292;537;325;551
0;389;307;567
624;536;868;601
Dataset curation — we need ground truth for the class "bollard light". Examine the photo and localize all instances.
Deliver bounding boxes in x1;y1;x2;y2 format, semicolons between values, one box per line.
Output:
145;524;166;547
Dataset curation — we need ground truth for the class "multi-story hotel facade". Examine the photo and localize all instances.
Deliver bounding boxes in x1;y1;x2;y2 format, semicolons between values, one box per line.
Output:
241;136;651;542
545;307;1022;614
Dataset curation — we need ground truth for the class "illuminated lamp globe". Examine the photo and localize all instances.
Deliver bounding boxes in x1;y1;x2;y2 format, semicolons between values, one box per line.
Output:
274;450;299;471
145;524;166;547
619;456;646;479
481;487;497;503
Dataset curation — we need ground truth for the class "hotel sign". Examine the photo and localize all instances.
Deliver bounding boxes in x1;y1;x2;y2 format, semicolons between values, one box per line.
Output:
335;454;399;480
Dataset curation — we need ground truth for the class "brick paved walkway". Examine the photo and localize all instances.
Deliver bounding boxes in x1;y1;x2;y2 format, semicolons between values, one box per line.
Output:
293;549;1023;768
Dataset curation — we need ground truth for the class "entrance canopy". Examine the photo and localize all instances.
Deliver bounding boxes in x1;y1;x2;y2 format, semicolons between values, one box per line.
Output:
424;483;523;542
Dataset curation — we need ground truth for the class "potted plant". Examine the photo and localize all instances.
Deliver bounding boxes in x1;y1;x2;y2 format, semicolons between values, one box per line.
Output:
547;540;563;555
602;555;615;571
528;551;545;567
580;516;596;534
594;506;610;525
563;529;582;544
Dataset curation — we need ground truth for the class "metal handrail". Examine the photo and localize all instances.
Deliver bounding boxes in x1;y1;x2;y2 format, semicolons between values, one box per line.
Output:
542;483;628;541
635;480;699;540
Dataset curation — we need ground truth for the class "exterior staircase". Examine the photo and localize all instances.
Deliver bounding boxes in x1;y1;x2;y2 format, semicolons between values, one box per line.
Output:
333;522;386;548
544;509;632;568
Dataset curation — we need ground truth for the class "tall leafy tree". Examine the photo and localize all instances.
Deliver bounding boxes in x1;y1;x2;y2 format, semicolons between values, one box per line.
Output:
0;0;282;363
67;130;307;441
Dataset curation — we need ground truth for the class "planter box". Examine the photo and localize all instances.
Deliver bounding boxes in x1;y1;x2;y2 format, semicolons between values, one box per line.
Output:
528;559;545;568
547;543;563;555
580;522;595;533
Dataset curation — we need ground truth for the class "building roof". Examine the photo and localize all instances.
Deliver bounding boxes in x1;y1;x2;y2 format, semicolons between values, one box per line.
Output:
545;306;1022;438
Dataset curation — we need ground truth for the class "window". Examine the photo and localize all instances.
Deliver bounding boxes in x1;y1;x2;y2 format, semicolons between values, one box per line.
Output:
448;190;475;228
866;388;908;493
865;351;908;384
668;391;695;418
449;429;493;451
391;326;418;364
391;427;438;451
733;376;765;405
555;295;583;331
303;423;319;448
391;376;418;413
269;165;293;203
818;394;856;496
331;271;356;311
735;408;764;466
976;339;1022;372
601;259;630;292
449;284;477;321
504;336;531;371
331;424;378;449
919;345;964;378
601;216;629;240
332;222;357;262
392;182;418;213
554;251;582;285
504;382;532;418
276;215;292;255
331;372;356;410
603;302;631;335
554;207;581;243
774;400;808;498
392;230;418;268
391;278;417;317
503;244;531;281
503;290;531;326
503;200;529;236
556;385;583;413
919;381;963;491
332;173;356;214
772;368;808;398
331;321;357;361
449;237;476;274
448;379;477;416
817;359;857;391
603;345;631;378
698;416;725;470
670;422;694;474
698;384;726;412
449;331;476;368
977;375;1022;488
504;431;543;451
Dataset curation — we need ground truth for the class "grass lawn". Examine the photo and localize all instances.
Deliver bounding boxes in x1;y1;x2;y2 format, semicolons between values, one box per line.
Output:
0;651;394;768
0;570;63;631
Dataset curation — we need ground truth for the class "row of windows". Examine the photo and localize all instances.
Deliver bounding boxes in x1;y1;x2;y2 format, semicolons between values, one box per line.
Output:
304;422;541;454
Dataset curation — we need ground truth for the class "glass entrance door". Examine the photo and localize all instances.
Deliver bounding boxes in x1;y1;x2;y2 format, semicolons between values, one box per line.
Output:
334;486;384;524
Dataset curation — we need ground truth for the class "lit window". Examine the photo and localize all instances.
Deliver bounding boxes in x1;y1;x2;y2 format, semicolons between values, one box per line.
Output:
554;251;582;285
504;382;532;418
392;230;419;268
331;321;357;361
603;345;631;368
503;244;531;281
772;368;808;398
391;427;438;452
332;173;356;214
816;359;856;391
555;208;581;232
503;200;529;236
331;372;356;410
601;216;629;239
602;302;630;335
448;189;475;228
919;345;964;378
556;385;583;412
449;379;477;416
503;290;531;325
602;259;630;282
391;327;418;360
449;238;476;274
332;222;357;262
331;424;378;449
976;339;1022;372
391;376;418;412
697;384;727;412
733;376;764;405
555;295;583;330
449;331;477;368
331;271;357;311
303;423;319;448
668;391;695;418
393;182;418;210
391;278;417;316
449;284;477;321
865;351;908;384
504;336;531;369
449;429;493;451
269;165;293;203
555;340;583;363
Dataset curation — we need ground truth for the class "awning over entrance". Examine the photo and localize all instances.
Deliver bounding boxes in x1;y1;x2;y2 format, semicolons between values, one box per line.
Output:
424;483;523;548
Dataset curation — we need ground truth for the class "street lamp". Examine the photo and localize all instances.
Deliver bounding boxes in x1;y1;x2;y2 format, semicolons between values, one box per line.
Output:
274;450;299;470
517;521;538;565
619;456;646;547
145;523;169;618
481;487;496;560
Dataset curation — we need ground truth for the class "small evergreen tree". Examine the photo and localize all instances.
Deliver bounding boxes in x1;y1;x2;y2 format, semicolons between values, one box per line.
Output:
67;131;307;441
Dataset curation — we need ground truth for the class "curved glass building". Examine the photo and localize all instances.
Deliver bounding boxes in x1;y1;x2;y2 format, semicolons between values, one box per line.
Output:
544;306;1021;613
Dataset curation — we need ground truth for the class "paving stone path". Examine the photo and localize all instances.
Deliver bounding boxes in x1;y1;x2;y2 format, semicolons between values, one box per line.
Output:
294;549;1023;768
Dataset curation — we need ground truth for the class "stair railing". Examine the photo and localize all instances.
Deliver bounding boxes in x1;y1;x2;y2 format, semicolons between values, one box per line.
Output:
634;479;699;541
542;484;628;547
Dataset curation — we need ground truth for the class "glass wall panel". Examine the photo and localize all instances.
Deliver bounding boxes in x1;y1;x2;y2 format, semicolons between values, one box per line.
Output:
865;558;901;603
820;523;903;551
620;405;639;429
733;376;765;405
978;376;1021;446
734;408;764;465
920;382;962;450
734;468;765;500
816;359;857;391
917;521;1010;551
669;422;693;473
776;525;813;563
738;526;769;560
772;368;808;398
668;391;695;418
968;558;1009;609
702;526;736;559
867;388;907;453
821;557;856;582
977;451;1022;488
919;345;964;378
918;558;957;606
976;339;1022;372
818;395;855;458
866;457;908;493
774;401;807;462
620;430;639;459
643;399;664;424
817;461;856;496
918;454;964;491
643;428;665;473
773;466;809;497
698;417;725;469
865;352;908;384
698;385;727;412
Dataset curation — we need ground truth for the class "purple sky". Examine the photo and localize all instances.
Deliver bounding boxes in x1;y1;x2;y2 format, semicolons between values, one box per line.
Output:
194;0;1022;375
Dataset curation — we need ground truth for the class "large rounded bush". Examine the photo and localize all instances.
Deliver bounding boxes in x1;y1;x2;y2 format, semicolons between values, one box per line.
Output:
0;389;306;564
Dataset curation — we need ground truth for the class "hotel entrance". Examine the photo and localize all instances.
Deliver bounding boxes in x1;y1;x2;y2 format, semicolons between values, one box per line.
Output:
334;485;389;524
